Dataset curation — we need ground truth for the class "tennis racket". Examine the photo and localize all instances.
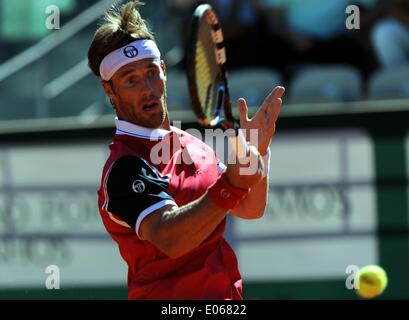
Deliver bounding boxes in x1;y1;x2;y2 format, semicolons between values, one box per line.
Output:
186;3;248;160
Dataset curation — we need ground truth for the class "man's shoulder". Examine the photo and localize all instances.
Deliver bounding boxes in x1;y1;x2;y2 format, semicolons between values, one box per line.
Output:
104;153;159;176
106;134;153;163
170;126;214;151
112;133;154;152
100;140;153;183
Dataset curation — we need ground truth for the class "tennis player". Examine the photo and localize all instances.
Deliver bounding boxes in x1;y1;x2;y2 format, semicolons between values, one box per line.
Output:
90;0;285;300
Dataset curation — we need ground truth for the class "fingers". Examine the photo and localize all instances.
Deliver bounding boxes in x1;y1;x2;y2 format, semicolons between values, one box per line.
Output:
270;96;283;124
261;86;285;113
237;98;249;126
271;86;285;101
262;86;285;124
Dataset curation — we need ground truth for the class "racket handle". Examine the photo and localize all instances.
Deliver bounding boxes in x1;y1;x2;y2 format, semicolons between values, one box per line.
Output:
228;128;248;160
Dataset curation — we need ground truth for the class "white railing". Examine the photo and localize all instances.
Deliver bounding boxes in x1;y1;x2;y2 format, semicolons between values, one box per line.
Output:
42;58;90;100
0;0;125;82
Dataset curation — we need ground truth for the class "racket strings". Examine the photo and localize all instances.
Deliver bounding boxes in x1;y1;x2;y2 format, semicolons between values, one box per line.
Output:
188;5;230;126
195;39;214;119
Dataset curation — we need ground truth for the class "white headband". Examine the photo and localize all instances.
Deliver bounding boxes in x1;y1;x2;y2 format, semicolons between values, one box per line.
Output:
99;39;161;81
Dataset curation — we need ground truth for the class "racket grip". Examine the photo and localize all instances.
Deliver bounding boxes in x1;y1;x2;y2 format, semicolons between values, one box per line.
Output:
228;129;248;160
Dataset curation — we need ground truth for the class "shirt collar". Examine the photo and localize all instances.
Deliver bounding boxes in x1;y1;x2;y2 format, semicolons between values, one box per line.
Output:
115;118;172;141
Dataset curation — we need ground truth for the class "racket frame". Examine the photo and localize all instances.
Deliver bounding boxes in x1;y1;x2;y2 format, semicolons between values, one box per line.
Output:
186;4;235;130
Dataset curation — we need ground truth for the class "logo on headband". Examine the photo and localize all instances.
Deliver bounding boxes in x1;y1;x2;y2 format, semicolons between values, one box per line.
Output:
123;46;139;58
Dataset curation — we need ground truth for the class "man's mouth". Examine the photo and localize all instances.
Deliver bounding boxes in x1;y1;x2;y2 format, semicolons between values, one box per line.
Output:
142;102;159;112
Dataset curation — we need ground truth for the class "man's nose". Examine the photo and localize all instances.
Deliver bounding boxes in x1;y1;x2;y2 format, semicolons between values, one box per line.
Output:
142;77;156;93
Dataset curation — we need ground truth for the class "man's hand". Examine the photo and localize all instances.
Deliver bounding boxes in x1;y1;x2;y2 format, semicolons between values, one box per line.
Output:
237;86;285;155
225;145;264;189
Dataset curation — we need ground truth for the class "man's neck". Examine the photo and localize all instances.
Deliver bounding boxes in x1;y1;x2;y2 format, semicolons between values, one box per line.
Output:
117;112;171;131
161;113;171;131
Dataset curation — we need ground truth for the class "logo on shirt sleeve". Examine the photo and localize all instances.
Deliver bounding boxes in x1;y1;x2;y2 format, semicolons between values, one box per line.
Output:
220;188;231;199
132;180;145;193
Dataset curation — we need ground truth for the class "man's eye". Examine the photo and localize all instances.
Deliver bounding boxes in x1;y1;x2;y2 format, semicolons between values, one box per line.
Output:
148;69;158;77
127;76;138;85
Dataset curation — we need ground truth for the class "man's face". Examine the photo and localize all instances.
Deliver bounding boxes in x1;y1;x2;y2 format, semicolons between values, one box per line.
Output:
103;58;167;128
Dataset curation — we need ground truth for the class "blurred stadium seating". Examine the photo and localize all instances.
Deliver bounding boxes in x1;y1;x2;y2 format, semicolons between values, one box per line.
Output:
1;0;409;121
165;68;190;110
228;68;283;107
368;65;409;100
0;0;182;121
287;65;363;104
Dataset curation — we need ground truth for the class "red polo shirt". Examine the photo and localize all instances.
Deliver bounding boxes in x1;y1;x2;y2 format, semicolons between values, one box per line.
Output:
97;119;242;300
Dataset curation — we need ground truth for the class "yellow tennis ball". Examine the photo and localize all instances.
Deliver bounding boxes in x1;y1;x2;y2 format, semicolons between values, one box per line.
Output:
356;265;388;299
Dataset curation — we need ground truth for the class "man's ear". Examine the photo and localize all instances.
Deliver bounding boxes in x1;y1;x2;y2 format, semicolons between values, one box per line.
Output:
102;81;114;98
102;81;118;108
160;60;166;80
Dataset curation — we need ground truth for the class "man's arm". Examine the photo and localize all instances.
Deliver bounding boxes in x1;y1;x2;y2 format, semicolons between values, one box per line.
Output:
230;175;268;219
228;86;285;219
140;146;263;259
139;192;228;259
216;154;269;219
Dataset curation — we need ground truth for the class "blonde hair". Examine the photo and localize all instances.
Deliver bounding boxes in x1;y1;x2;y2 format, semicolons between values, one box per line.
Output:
88;1;155;77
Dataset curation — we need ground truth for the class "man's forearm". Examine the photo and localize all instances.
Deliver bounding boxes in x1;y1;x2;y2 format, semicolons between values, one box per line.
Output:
141;148;264;258
230;176;268;219
230;146;271;219
155;192;229;258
